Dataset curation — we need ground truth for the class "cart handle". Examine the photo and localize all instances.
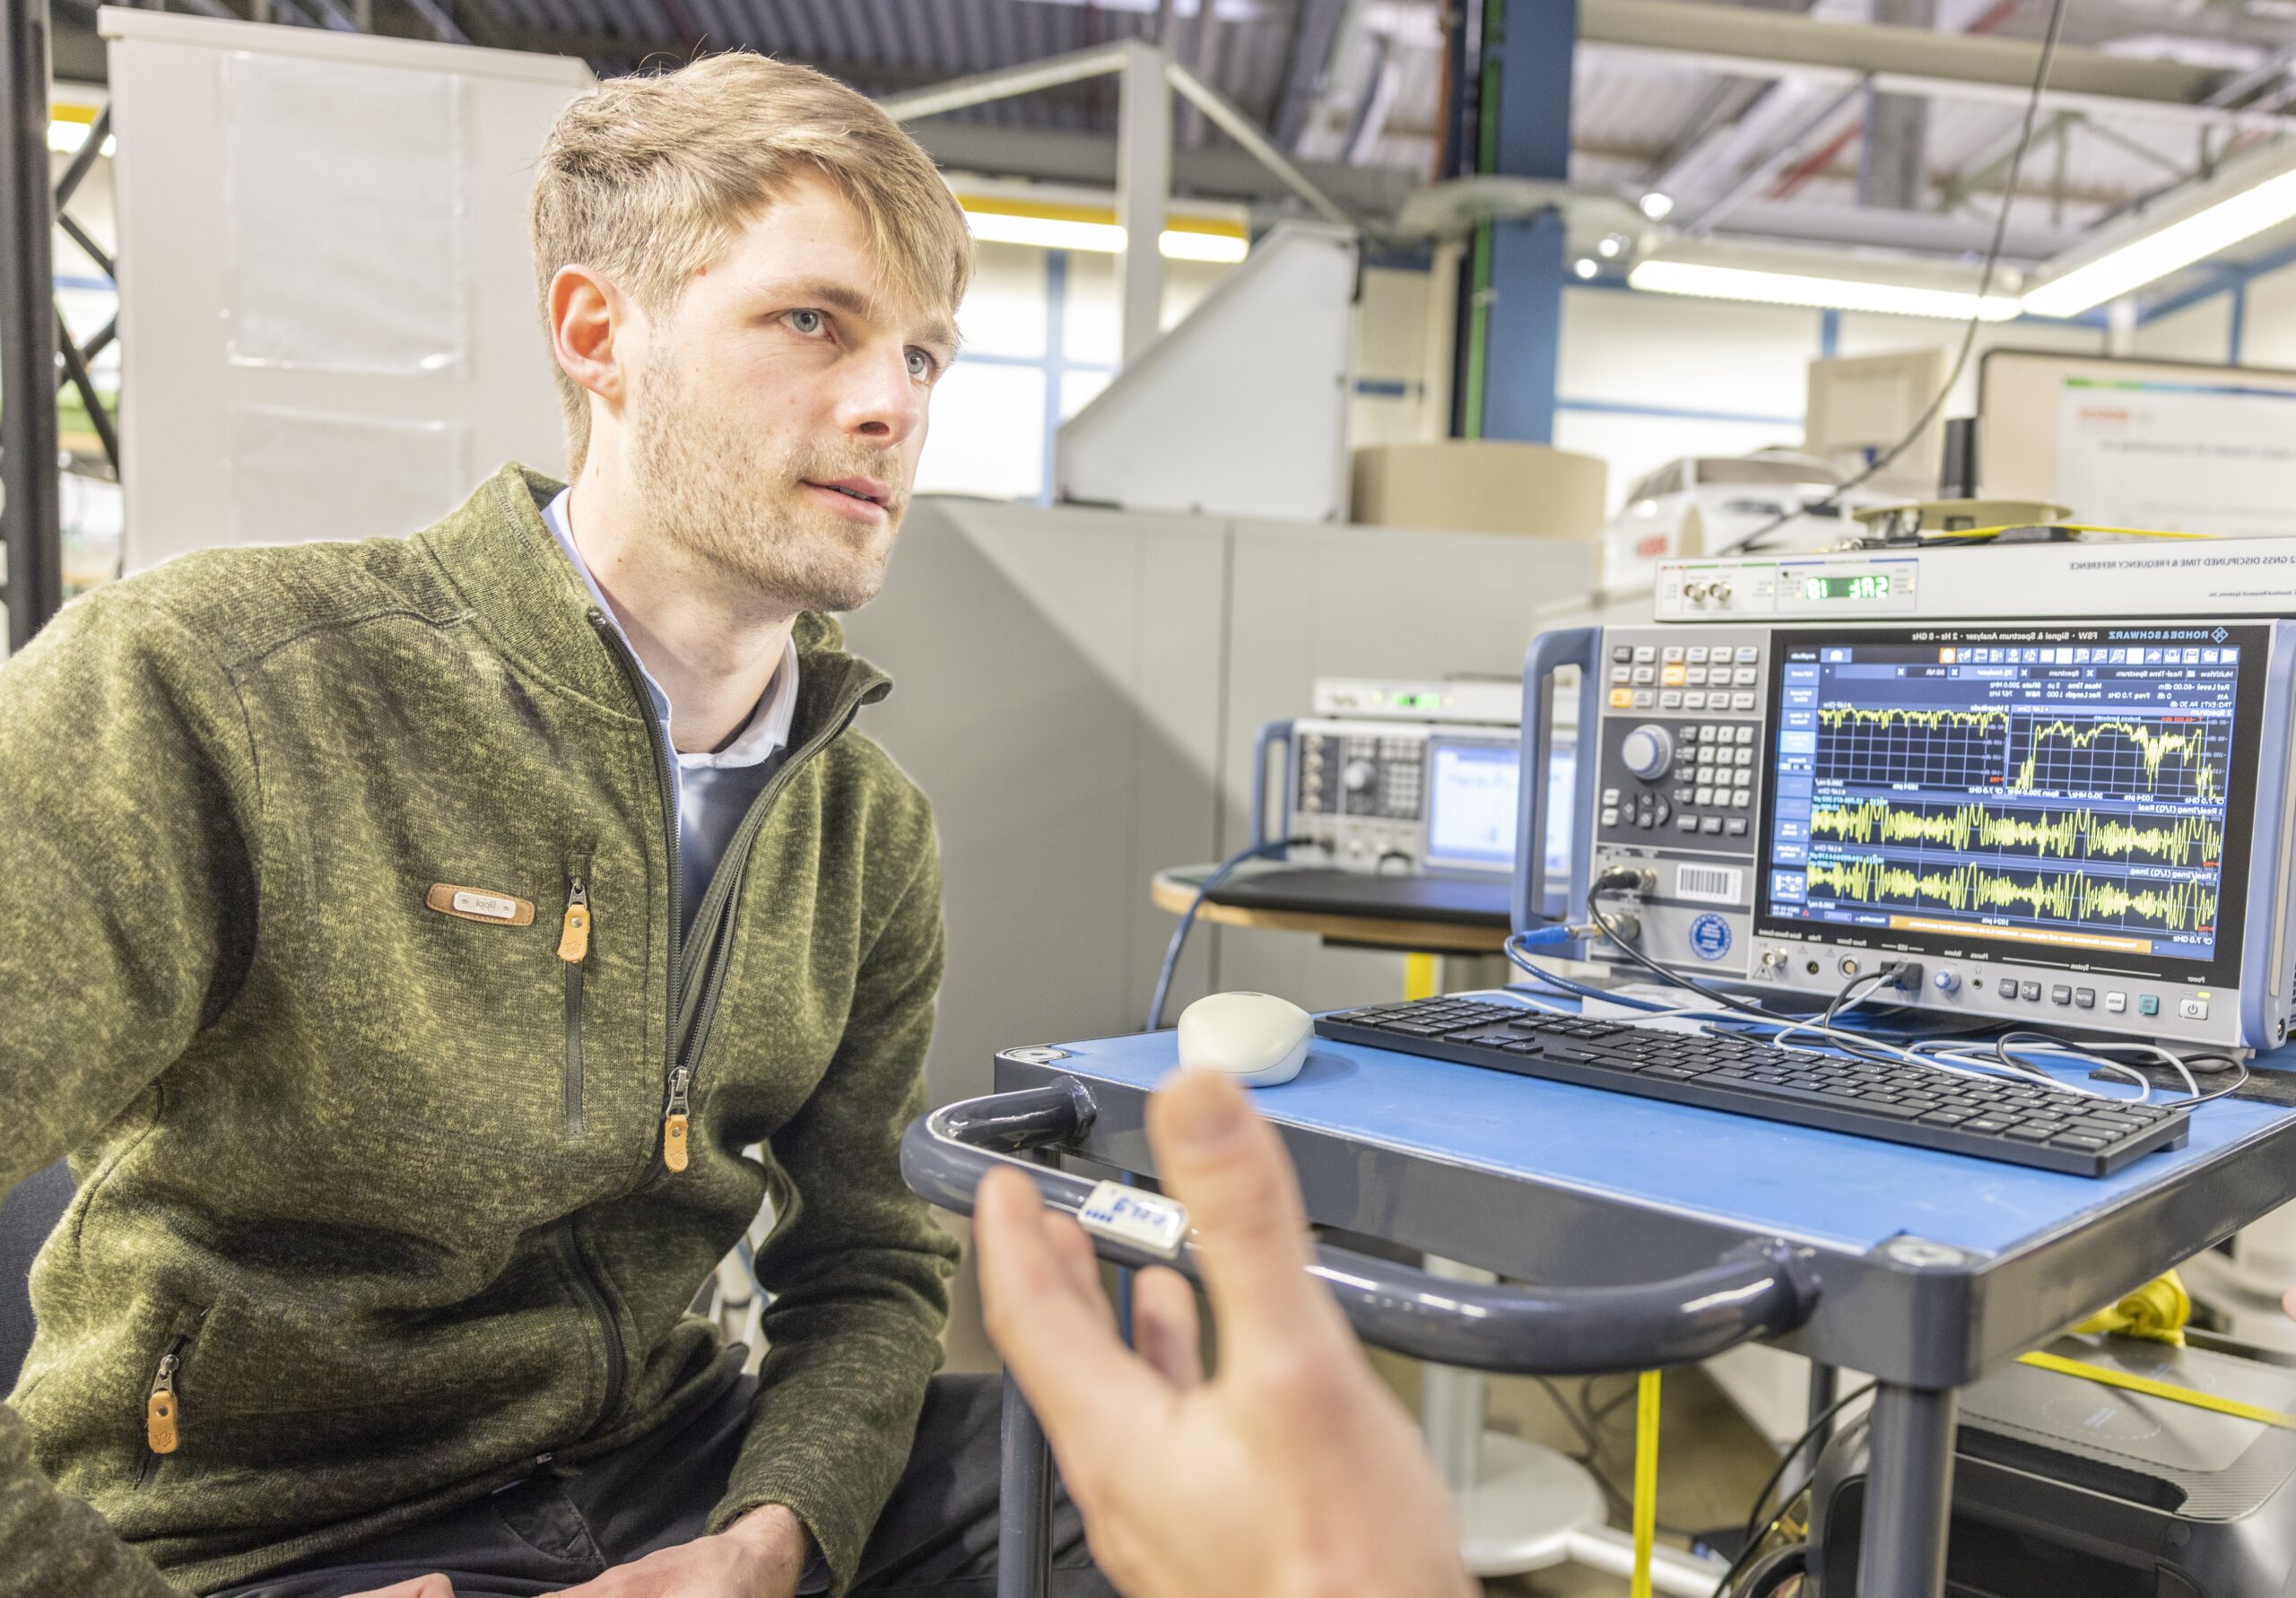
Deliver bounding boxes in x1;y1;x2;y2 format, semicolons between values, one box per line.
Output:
903;1081;1820;1376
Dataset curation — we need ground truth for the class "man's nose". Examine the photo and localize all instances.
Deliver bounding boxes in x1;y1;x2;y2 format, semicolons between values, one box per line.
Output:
838;346;925;447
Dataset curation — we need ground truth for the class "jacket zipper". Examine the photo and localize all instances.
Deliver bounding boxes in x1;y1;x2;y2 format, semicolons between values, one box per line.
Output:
559;875;591;1137
668;696;871;1109
137;1331;195;1487
579;614;883;1425
145;1338;187;1453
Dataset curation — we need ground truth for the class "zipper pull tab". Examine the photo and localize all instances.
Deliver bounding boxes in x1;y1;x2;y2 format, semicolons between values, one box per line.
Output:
146;1350;181;1455
663;1064;691;1172
558;878;591;963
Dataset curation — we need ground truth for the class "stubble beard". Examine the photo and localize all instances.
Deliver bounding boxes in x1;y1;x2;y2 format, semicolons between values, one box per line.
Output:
628;346;909;615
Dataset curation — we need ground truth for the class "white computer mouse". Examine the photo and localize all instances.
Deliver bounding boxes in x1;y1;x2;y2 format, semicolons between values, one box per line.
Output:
1176;991;1312;1087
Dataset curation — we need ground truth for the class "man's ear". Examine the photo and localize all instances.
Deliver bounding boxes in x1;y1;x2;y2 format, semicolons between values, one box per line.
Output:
550;263;634;418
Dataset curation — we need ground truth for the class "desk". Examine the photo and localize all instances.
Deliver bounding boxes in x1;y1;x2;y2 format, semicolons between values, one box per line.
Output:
1149;864;1509;956
990;995;2296;1598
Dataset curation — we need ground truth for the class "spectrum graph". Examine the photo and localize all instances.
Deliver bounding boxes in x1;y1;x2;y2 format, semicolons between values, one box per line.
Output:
1766;634;2246;966
1813;705;2227;802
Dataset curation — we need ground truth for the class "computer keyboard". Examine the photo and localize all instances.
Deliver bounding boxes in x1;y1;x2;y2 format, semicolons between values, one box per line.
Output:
1315;998;2192;1177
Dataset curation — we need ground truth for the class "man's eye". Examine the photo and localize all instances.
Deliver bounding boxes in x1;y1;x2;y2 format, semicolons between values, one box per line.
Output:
906;349;938;379
785;309;825;335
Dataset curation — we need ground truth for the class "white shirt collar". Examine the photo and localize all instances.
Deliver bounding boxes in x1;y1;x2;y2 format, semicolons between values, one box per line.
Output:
541;488;800;771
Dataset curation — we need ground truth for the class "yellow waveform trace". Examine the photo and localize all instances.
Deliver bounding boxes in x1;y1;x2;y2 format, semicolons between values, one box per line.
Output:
1807;800;2224;865
1815;706;2013;736
1804;856;2219;932
2012;718;2221;801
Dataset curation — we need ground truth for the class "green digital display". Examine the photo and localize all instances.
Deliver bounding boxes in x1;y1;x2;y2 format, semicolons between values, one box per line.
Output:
1393;691;1443;709
1805;573;1892;603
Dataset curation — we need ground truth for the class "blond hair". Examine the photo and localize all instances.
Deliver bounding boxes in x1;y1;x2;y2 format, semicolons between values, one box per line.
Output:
530;52;973;474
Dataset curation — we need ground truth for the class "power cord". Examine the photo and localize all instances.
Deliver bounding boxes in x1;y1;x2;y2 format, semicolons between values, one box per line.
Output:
1145;837;1309;1031
1737;1381;1874;1551
1710;0;2073;559
1701;1382;1877;1594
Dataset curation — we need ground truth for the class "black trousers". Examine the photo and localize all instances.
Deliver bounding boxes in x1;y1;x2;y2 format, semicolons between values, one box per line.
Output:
206;1372;1110;1598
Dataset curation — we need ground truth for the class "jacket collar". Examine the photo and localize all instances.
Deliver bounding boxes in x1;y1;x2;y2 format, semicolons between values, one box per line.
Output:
417;464;891;743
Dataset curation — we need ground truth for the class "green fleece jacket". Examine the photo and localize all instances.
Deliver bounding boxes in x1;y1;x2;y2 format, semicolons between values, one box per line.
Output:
0;465;958;1596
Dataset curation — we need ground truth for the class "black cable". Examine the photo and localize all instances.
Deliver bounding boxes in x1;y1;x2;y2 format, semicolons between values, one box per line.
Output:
1740;1381;1875;1550
1820;967;1907;1029
1533;1375;1607;1459
1710;0;2074;558
1578;889;1926;1067
1535;1374;1707;1542
1726;1542;1811;1598
1583;881;1777;1020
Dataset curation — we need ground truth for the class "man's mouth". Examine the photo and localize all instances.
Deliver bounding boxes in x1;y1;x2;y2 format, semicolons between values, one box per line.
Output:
803;476;891;508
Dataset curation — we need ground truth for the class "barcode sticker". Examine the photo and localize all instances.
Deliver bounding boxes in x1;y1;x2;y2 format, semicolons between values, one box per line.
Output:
1076;1181;1189;1259
1677;865;1744;904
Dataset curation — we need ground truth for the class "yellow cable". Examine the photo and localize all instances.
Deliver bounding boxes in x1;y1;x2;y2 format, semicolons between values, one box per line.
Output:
2072;1271;2189;1345
1403;952;1439;1002
1631;1370;1660;1598
2016;1349;2296;1430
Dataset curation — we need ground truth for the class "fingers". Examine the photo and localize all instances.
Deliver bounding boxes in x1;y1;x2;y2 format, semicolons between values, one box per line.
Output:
976;1165;1167;1437
1146;1069;1339;1358
342;1577;455;1598
1041;1210;1115;1333
1131;1265;1203;1388
2284;1282;2296;1324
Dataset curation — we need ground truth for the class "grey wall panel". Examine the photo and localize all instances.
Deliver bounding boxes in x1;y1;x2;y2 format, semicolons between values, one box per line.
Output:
839;499;1227;1109
1208;520;1599;1014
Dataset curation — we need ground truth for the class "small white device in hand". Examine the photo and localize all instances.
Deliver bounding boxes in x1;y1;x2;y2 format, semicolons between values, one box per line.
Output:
1175;991;1312;1087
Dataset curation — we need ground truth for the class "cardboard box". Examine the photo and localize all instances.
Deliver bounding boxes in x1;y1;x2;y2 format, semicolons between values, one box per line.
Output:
1350;441;1608;539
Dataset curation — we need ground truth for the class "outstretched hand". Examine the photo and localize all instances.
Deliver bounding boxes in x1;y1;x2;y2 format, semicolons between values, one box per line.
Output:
976;1067;1474;1598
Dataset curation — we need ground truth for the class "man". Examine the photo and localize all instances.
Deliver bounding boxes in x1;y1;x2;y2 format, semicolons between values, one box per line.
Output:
976;1070;1476;1598
0;54;1103;1598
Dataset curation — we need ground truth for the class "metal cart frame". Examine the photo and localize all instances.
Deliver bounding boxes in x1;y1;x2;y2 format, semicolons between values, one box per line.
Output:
906;1029;2296;1598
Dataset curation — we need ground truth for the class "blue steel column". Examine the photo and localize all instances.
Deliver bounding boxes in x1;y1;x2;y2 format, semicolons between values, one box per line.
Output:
1465;0;1576;444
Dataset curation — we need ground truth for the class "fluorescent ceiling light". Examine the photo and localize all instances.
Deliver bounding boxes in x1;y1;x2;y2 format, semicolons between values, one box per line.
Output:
2021;162;2296;318
1158;229;1249;264
960;202;1248;264
1629;258;2023;321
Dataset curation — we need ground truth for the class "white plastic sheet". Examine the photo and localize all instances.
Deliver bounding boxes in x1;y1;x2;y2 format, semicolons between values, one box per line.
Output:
222;51;468;376
227;406;468;545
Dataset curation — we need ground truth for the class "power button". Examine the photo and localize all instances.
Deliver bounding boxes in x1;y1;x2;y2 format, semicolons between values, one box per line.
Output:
2179;996;2210;1021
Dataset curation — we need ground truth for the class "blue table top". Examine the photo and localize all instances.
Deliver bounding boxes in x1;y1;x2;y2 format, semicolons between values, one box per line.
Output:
1021;993;2296;1260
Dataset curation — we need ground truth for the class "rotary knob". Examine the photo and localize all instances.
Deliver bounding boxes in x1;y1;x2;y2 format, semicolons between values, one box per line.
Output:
1343;759;1378;793
1620;724;1674;781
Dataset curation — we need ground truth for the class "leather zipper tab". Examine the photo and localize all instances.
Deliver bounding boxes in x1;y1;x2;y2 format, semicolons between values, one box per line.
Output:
663;1064;691;1172
146;1341;186;1455
557;879;591;963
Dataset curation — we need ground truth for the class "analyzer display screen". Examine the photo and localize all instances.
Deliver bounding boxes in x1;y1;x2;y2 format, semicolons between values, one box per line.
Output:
1426;738;1525;873
1757;624;2268;985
